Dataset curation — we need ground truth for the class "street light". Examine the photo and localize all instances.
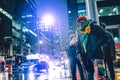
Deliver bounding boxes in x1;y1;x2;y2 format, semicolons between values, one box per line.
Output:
37;14;55;54
39;40;43;44
42;13;63;51
39;14;62;58
42;14;55;26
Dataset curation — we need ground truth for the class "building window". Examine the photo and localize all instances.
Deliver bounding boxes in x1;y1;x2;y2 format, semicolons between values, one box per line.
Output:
98;6;120;17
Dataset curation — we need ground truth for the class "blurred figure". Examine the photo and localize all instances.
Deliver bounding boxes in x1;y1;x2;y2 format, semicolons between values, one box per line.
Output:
101;23;116;80
64;30;85;80
76;16;108;80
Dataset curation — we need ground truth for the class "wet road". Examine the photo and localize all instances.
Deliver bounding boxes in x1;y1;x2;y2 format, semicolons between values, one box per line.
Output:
10;66;71;80
13;68;120;80
1;67;120;80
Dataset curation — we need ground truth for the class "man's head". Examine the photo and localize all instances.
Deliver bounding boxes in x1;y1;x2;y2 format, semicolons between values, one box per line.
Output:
68;30;75;39
76;16;87;27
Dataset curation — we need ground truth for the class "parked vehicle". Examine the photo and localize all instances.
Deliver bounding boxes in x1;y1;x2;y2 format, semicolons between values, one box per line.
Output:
18;62;35;73
31;61;49;74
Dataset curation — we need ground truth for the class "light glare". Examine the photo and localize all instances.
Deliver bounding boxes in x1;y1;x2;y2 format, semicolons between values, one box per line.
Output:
42;14;55;26
99;9;103;13
39;40;43;44
113;8;116;12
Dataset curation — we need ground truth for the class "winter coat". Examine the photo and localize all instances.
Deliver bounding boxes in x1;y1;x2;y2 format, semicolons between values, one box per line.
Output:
77;23;108;59
102;31;116;59
64;39;77;59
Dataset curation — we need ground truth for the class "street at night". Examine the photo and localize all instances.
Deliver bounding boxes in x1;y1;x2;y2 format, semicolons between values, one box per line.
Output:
0;0;120;80
0;67;120;80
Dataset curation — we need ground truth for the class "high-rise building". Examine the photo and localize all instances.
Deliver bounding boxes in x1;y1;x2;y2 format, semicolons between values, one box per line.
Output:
0;0;37;56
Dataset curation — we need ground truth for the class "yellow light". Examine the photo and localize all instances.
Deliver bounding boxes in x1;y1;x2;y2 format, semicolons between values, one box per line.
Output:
116;56;120;60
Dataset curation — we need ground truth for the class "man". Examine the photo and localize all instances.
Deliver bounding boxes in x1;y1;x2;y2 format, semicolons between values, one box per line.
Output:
101;23;116;80
64;30;85;80
76;16;108;80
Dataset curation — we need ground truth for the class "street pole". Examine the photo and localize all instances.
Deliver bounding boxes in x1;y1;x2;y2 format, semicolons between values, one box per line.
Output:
20;22;23;55
9;44;13;56
37;21;40;54
85;0;99;25
58;22;63;50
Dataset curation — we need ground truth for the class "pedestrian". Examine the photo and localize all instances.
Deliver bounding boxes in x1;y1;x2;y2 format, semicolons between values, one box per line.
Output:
64;30;85;80
76;16;108;80
101;23;116;80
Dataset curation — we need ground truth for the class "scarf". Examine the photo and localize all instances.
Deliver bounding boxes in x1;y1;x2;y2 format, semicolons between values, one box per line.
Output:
77;20;91;53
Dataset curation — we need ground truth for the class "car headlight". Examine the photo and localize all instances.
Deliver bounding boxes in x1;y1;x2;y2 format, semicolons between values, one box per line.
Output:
29;67;33;71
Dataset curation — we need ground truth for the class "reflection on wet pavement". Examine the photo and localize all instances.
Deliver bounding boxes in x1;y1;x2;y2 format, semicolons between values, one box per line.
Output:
1;67;120;80
12;68;70;80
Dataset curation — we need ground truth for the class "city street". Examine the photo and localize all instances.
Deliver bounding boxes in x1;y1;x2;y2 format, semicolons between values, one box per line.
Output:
0;0;120;80
0;66;71;80
0;67;120;80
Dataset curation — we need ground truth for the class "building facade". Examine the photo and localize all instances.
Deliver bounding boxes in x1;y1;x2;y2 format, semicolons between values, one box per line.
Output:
0;0;37;57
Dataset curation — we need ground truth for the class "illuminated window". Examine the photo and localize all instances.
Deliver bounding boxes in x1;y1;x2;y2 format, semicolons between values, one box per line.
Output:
98;6;120;17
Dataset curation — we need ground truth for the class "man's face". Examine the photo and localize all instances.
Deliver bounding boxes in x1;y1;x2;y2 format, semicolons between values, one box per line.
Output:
77;20;85;27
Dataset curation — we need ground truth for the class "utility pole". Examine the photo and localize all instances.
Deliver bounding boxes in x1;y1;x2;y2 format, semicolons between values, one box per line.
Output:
58;22;63;51
85;0;99;25
20;22;23;55
10;44;13;56
37;19;40;54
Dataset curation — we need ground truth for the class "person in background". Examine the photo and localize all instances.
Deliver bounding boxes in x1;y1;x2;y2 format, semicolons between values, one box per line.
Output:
76;16;108;80
101;23;116;80
64;30;85;80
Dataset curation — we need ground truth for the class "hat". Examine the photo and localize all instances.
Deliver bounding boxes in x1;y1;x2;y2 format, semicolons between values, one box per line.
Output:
68;30;75;35
76;16;87;22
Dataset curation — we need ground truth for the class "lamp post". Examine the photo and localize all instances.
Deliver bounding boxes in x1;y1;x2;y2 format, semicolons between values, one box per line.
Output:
40;14;63;57
37;19;40;54
58;22;62;50
37;14;55;54
20;22;23;55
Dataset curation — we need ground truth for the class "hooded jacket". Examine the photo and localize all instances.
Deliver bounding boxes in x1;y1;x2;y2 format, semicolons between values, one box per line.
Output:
77;22;108;59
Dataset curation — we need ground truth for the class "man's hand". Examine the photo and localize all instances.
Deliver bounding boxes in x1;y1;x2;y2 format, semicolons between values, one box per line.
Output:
69;37;77;46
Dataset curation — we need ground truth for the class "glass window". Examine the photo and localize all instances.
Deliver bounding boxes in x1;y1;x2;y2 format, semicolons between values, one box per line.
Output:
98;6;120;17
12;28;21;38
77;0;85;3
78;3;86;16
78;10;86;16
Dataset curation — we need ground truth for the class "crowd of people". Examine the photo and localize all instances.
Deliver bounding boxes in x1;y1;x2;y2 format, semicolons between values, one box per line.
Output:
64;16;116;80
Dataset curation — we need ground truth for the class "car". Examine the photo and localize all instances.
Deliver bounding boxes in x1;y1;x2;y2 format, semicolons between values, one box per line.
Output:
18;62;35;73
31;61;49;74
